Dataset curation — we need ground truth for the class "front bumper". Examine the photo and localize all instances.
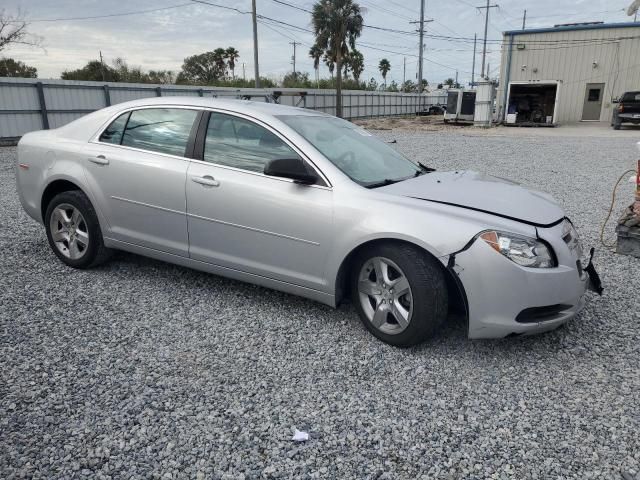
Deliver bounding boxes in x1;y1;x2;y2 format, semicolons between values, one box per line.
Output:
451;221;598;339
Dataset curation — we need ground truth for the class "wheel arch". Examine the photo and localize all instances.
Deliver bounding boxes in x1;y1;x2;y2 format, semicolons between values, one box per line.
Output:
41;179;85;221
333;237;468;320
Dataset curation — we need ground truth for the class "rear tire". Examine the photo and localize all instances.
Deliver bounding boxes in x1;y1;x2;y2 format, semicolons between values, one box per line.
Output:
44;191;112;269
351;242;448;347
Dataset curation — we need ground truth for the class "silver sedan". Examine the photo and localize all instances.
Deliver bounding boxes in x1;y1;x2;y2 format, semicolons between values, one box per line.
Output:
16;98;601;346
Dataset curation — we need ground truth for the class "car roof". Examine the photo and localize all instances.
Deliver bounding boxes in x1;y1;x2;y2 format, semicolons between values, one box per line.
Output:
111;96;329;119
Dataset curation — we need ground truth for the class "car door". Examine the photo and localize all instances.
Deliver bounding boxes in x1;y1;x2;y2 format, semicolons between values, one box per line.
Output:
84;107;199;256
185;111;334;290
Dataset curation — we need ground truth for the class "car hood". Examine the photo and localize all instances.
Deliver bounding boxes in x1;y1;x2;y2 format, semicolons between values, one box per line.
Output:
377;170;565;226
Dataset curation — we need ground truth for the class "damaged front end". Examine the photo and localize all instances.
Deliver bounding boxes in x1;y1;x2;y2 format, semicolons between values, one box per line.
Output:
442;218;601;339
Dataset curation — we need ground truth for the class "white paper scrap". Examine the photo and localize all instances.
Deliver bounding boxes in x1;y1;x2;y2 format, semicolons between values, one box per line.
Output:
291;429;309;442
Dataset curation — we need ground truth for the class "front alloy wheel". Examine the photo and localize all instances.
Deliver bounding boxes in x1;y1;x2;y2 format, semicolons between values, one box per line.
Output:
358;256;413;335
351;242;448;347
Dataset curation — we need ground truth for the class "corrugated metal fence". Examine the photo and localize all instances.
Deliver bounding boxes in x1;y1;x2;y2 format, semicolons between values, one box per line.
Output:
0;77;447;140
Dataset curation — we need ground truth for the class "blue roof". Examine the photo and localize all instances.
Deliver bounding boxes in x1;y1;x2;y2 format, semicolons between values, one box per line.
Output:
504;22;640;36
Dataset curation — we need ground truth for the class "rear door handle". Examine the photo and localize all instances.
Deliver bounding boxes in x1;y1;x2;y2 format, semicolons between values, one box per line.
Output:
191;175;220;187
88;155;109;165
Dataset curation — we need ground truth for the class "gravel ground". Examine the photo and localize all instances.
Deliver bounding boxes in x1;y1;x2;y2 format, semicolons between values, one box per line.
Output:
1;129;639;480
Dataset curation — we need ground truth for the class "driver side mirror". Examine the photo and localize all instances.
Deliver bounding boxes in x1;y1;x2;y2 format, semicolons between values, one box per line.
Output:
612;97;620;104
264;158;318;185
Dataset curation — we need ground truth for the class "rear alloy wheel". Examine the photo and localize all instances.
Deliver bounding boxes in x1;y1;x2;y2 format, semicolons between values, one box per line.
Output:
45;191;112;269
351;243;448;347
49;203;90;260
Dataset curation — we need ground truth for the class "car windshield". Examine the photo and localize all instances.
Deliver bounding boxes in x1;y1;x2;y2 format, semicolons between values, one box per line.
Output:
277;115;421;187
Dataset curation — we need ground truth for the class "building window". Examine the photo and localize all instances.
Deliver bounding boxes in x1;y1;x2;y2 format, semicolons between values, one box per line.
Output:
588;89;600;102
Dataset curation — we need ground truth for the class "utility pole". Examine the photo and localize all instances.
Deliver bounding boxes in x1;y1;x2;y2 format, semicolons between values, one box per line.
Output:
251;0;260;87
290;41;301;74
403;56;406;85
477;0;499;80
99;50;106;81
471;33;477;87
522;9;527;30
410;0;433;94
418;0;425;92
455;70;458;88
242;63;246;81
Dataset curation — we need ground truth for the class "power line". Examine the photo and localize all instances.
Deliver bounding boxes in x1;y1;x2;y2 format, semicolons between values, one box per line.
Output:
382;0;419;15
268;0;311;13
258;15;463;78
452;0;477;8
358;43;473;74
25;3;195;22
258;19;297;41
359;1;414;22
193;0;640;50
189;0;248;15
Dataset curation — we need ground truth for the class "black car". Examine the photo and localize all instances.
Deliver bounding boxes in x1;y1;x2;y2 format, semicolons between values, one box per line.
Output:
612;91;640;130
416;104;446;116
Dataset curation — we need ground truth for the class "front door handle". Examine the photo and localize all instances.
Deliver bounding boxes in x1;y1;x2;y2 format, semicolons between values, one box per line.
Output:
88;155;109;165
192;175;220;187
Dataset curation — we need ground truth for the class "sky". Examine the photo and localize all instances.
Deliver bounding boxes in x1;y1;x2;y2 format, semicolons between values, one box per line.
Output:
2;0;637;87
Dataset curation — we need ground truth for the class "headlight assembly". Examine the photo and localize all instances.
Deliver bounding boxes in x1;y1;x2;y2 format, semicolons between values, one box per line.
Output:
479;230;556;268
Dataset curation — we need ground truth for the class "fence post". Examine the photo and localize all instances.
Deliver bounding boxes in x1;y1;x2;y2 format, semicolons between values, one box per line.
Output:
103;84;111;107
156;87;162;97
35;82;50;130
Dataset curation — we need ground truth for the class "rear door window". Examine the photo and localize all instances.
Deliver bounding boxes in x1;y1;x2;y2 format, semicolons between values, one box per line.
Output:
120;108;198;157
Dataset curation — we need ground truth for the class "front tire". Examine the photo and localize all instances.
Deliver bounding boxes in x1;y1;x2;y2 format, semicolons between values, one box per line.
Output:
44;190;112;269
351;243;448;347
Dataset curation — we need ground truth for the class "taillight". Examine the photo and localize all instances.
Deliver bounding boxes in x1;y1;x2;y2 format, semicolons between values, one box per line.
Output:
618;104;624;113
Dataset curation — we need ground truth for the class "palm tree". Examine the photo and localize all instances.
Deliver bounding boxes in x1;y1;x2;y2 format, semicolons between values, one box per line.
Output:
378;58;391;88
349;49;364;82
213;48;228;79
309;45;323;88
311;0;364;117
225;47;240;79
323;52;335;77
342;59;351;79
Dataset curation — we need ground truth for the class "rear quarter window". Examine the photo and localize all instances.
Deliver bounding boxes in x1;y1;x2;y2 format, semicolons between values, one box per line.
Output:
99;112;130;145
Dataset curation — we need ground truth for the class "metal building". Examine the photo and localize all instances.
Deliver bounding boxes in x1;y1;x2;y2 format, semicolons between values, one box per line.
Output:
497;22;640;125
